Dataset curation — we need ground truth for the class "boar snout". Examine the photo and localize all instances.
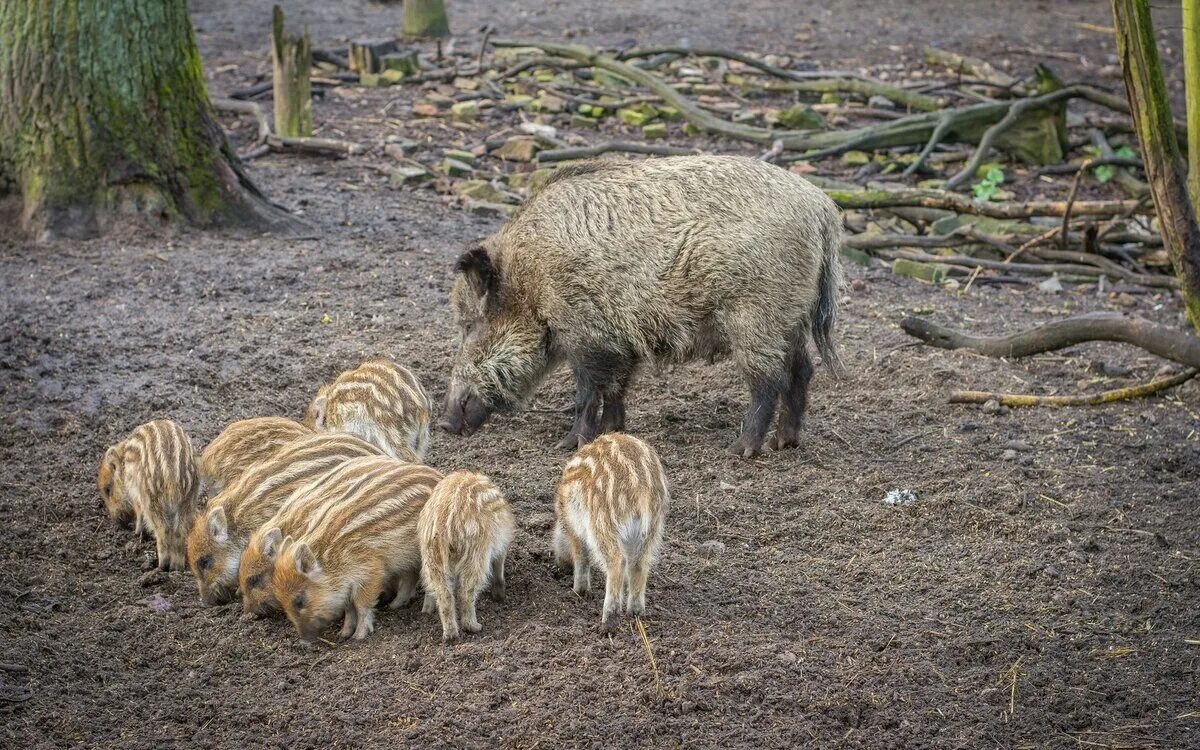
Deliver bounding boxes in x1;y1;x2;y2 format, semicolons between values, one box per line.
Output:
440;388;491;436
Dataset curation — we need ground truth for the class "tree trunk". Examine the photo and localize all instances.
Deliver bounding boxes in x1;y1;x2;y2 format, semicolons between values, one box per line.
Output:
1184;0;1200;209
0;0;292;240
271;5;312;139
1112;0;1200;332
402;0;450;39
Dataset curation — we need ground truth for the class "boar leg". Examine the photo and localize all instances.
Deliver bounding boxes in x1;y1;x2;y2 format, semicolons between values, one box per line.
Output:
599;557;625;634
771;344;815;451
386;568;420;609
489;551;507;603
457;566;486;634
598;358;636;434
627;555;650;616
728;377;784;458
349;578;384;640
556;368;601;450
422;590;437;614
433;581;459;643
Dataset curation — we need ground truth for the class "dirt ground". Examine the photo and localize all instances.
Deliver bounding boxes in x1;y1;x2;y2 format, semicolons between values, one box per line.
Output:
2;1;1199;748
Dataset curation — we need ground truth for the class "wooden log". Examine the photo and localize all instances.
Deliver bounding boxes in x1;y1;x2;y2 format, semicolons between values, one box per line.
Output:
348;39;400;74
537;141;703;162
923;47;1022;90
826;186;1144;219
270;5;311;138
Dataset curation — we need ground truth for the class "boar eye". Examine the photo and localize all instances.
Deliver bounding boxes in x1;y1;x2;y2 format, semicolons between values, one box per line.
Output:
197;555;213;573
293;594;306;611
247;574;263;590
102;482;112;497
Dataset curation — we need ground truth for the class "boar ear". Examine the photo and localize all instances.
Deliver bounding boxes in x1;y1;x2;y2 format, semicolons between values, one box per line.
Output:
293;542;322;580
261;527;283;558
207;506;229;544
454;246;499;300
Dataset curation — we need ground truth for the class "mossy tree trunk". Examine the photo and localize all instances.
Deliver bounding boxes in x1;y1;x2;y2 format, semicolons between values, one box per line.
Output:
271;5;312;138
0;0;291;240
1184;0;1200;209
1112;0;1200;332
402;0;450;39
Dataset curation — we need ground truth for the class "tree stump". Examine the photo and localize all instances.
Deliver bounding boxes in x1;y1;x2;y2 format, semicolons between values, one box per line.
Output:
271;5;312;138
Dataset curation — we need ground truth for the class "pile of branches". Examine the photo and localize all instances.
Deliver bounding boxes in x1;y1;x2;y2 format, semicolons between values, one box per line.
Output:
217;33;1177;293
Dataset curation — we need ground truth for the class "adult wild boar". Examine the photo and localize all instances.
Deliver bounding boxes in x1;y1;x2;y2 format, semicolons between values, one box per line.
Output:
441;155;842;458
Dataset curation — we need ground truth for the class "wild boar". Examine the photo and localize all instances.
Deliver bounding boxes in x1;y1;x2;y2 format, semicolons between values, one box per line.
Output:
198;416;313;497
417;470;515;643
554;433;668;634
99;419;200;571
441;155;843;458
187;432;382;605
306;359;432;461
270;457;442;641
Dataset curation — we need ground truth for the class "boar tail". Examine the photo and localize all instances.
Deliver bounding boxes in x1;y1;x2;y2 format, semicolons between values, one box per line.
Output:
810;218;844;376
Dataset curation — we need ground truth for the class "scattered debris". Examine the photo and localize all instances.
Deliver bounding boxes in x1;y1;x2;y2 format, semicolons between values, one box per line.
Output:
882;489;918;506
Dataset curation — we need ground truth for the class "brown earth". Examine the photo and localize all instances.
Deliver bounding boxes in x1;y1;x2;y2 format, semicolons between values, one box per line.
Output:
2;1;1198;748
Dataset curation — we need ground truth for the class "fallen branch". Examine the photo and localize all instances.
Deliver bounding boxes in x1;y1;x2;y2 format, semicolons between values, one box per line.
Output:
827;186;1145;219
884;247;1176;287
537;141;703;162
265;134;366;157
212;98;271;145
616;45;870;82
901;312;1200;368
923;47;1022;90
1035;156;1144;175
948;369;1197;407
761;79;942;112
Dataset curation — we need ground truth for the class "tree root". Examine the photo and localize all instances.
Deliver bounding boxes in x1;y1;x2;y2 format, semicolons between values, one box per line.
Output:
901;312;1200;368
537;141;703;162
948;369;1197;407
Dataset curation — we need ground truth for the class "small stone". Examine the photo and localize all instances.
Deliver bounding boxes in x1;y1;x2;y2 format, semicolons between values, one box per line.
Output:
1042;564;1061;578
850;278;867;292
517;121;558;139
443;149;477;165
454;180;505;202
982;399;1002;415
777;651;798;664
492;136;539;162
657;105;682;121
642;122;668;140
449;100;479;122
383;139;419;158
1003;440;1033;452
698;540;726;559
389;166;432;186
1038;275;1064;293
867;94;895;109
504;93;534;109
441;158;475;177
957;421;980;432
1001;449;1019;461
778;105;824;130
412;102;442;117
569;114;598;129
841;150;870;167
531;94;566;113
1114;292;1137;307
464;200;516;218
145;593;173;613
617;107;654;126
359;72;383;87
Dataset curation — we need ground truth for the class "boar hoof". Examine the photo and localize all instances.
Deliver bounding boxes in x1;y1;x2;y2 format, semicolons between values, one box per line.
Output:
769;432;800;451
727;437;762;459
599;617;618;635
555;433;580;451
442;629;460;644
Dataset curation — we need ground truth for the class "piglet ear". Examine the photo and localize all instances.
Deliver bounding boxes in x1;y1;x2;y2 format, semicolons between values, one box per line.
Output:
293;542;322;580
207;506;229;544
261;527;283;558
306;387;328;429
454;246;499;300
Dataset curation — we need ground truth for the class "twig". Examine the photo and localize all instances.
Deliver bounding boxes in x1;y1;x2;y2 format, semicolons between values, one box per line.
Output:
1061;158;1093;249
945;89;1074;189
634;617;666;700
212;97;271;146
1036;156;1143;175
538;141;703;162
827;186;1146;220
949;369;1197;407
616;45;872;83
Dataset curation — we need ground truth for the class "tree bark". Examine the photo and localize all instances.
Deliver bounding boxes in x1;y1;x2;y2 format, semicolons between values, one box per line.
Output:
1184;0;1200;209
1112;0;1200;331
0;0;292;240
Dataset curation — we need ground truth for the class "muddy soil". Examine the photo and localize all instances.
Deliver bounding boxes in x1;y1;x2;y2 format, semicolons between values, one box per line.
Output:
2;1;1198;748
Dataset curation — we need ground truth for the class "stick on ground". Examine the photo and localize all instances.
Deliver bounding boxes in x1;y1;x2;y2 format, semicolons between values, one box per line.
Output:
949;369;1197;407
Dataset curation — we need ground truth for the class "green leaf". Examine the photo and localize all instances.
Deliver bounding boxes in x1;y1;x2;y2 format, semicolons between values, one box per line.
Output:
973;182;999;201
984;167;1005;185
1093;164;1114;183
1083;145;1102;158
1115;145;1137;159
